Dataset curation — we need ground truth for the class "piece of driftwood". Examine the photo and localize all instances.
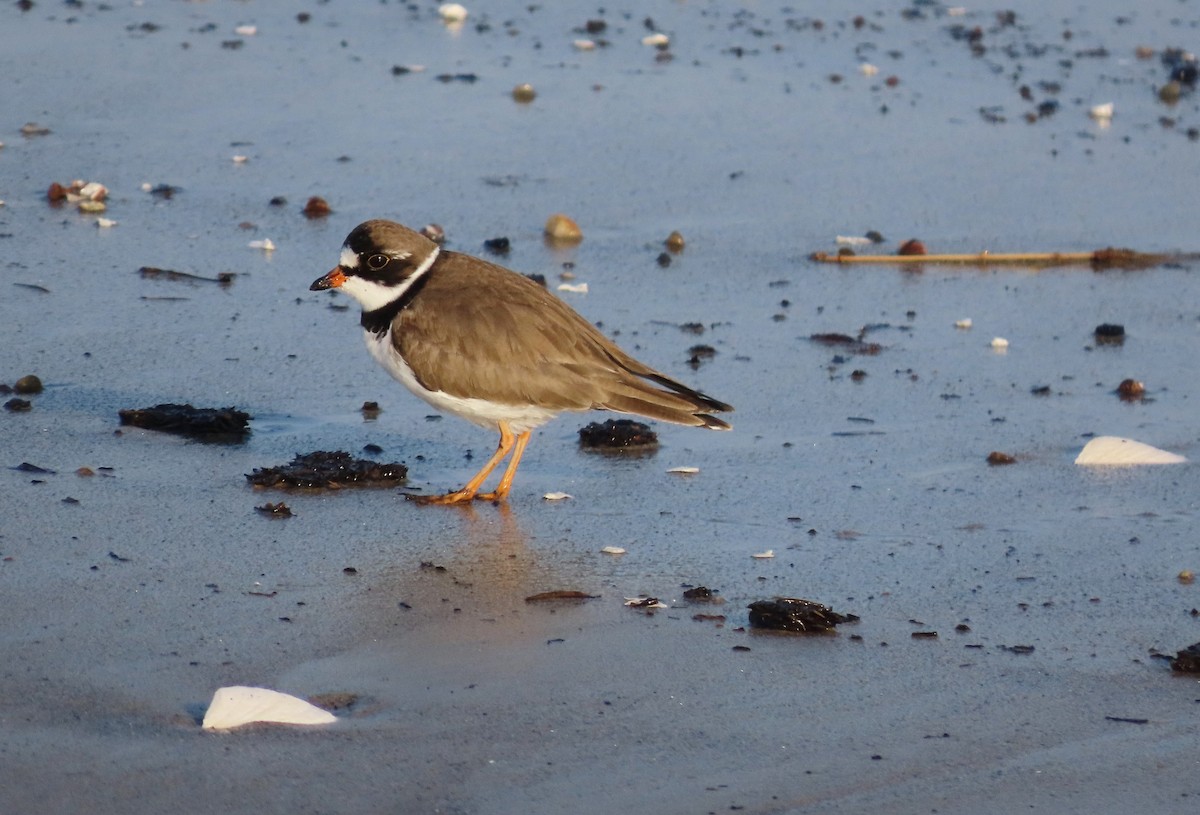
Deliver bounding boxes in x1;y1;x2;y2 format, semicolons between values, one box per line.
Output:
810;247;1197;270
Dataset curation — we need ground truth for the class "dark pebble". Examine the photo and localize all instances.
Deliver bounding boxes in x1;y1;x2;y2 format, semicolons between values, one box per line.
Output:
4;398;32;412
987;451;1017;465
483;237;511;255
1094;323;1125;344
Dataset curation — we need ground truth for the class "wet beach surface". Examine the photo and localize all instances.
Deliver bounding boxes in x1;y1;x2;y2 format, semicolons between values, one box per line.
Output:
2;2;1198;813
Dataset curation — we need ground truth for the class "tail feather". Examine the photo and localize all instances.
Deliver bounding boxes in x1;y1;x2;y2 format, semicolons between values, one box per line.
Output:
599;384;732;430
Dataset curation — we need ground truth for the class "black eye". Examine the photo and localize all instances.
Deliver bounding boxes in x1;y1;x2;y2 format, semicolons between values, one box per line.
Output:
366;254;389;271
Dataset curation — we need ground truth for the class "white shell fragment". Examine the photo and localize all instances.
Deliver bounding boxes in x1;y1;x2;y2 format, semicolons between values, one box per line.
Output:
835;235;871;246
1074;436;1187;466
232;154;249;164
859;63;879;77
556;282;588;294
752;550;775;559
642;33;669;47
201;686;337;731
601;546;626;555
438;3;468;22
248;239;276;251
542;491;573;501
954;318;973;329
573;39;597;51
234;25;258;37
1090;102;1114;120
96;217;117;228
667;466;700;474
990;337;1009;349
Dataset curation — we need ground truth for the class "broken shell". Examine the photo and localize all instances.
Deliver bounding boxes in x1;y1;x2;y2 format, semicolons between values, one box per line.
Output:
642;33;669;47
77;200;107;214
419;223;445;244
542;491;572;501
1075;436;1186;465
248;239;276;251
573;39;597;51
751;550;775;559
990;337;1009;349
556;282;588;294
859;63;879;76
77;181;107;201
601;546;626;555
96;217;117;228
234;25;257;36
1090;102;1114;120
954;318;973;329
667;466;699;474
438;3;468;22
544;213;583;242
202;686;337;731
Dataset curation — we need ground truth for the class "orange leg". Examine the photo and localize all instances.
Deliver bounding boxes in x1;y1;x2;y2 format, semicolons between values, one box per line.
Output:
475;429;532;502
410;422;517;506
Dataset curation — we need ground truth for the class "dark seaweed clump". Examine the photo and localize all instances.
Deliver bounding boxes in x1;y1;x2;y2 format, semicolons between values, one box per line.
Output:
118;403;250;439
246;451;407;489
748;597;860;633
1170;642;1200;673
578;419;658;449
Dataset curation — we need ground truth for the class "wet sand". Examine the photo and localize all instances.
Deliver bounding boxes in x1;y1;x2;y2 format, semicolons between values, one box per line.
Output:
2;2;1198;813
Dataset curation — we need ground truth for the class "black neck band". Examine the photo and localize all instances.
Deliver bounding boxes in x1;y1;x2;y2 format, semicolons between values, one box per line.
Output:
360;262;436;336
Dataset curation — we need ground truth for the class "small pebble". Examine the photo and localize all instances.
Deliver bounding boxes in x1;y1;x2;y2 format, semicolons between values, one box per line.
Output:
14;375;43;394
1116;379;1145;400
544;213;583;242
303;196;332;218
600;546;626;555
542;492;572;501
1179;570;1195;584
991;337;1009;350
512;83;536;103
642;33;669;47
954;318;973;329
664;230;685;252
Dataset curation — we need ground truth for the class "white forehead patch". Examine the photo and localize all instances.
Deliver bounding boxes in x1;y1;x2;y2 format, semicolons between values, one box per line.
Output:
339;245;359;270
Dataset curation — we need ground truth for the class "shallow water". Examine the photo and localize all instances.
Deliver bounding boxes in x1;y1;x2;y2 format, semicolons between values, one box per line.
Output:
2;2;1198;813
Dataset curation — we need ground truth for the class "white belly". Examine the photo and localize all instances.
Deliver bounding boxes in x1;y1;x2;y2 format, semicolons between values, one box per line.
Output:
364;330;561;433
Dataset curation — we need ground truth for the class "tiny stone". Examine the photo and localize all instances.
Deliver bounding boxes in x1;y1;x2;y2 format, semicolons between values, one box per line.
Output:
512;83;537;103
13;375;43;394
